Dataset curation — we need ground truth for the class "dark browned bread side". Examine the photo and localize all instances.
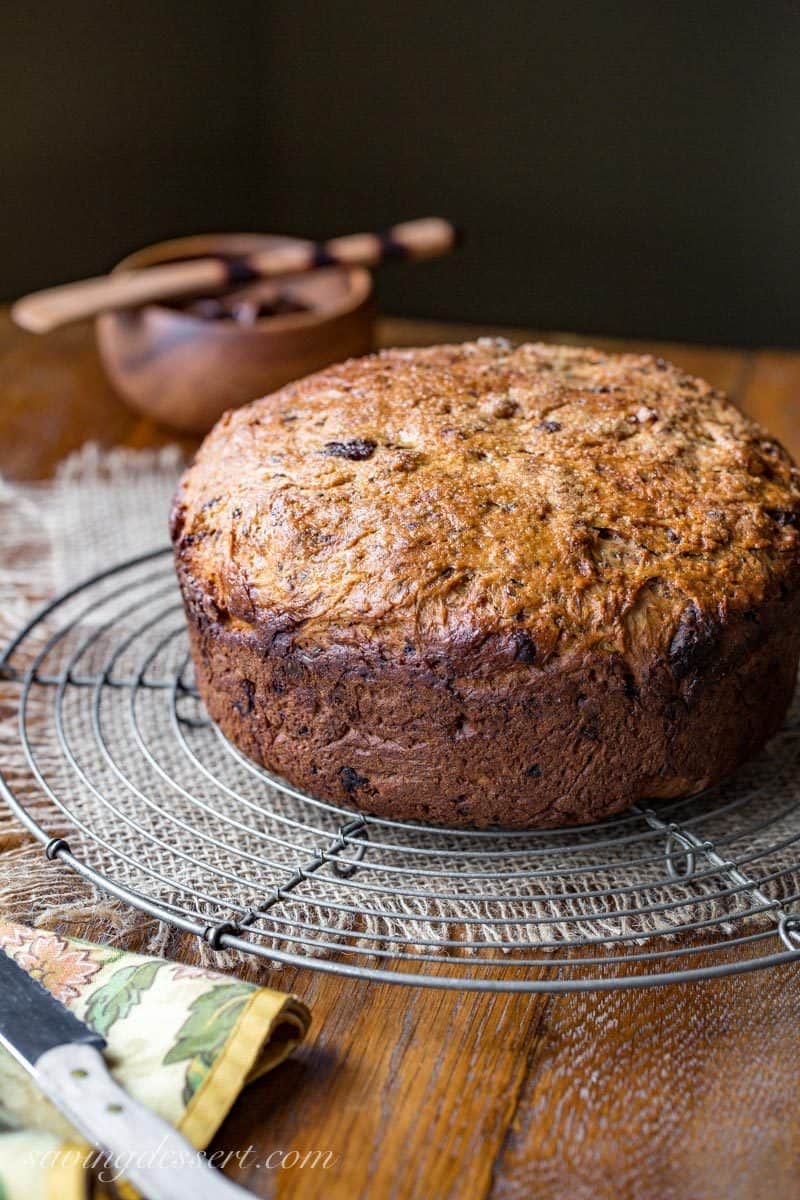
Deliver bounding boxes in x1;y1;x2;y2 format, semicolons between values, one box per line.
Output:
171;341;800;827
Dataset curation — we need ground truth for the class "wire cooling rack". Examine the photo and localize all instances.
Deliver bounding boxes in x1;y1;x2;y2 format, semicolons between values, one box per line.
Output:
2;547;800;992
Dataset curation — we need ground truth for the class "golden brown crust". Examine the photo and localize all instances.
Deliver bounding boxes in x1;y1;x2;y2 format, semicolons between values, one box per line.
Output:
172;341;800;827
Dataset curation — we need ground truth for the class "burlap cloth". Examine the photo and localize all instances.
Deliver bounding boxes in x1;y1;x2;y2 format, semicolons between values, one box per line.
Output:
1;443;800;965
0;446;197;957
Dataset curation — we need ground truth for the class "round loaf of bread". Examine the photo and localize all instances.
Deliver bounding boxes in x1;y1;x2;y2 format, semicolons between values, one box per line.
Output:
171;340;800;828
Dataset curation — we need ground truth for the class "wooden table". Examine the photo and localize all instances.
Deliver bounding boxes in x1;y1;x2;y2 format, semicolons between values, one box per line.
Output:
1;311;799;1200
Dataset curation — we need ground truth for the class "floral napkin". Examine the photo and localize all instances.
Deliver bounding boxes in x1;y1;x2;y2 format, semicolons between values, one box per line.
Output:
0;921;310;1199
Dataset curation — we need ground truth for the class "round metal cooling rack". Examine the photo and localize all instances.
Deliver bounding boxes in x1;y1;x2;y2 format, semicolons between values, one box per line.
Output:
2;547;800;992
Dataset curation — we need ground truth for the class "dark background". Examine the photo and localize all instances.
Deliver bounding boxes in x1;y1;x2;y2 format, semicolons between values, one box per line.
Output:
3;1;800;345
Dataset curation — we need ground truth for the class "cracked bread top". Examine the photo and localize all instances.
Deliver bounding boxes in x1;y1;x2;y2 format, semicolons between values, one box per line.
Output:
171;340;800;673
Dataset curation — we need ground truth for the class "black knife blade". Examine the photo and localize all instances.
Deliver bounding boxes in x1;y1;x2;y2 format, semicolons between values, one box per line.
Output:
0;944;106;1069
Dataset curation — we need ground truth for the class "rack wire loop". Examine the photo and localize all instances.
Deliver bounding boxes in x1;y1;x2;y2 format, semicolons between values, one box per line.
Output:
203;921;239;951
664;826;697;881
45;837;71;861
778;915;800;951
328;819;370;878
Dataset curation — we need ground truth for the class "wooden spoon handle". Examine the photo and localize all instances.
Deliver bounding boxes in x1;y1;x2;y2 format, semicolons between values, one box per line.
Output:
12;217;460;334
12;259;229;334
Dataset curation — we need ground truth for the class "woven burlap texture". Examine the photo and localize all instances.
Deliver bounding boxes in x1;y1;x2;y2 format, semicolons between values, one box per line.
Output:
0;446;189;957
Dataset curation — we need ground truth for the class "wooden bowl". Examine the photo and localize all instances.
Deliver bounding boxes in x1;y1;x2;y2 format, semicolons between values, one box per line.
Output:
96;233;374;434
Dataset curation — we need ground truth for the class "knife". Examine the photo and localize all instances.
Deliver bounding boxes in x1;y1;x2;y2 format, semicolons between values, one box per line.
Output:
0;945;252;1199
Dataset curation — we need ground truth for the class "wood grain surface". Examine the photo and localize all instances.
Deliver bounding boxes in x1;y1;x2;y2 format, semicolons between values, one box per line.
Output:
1;310;798;1200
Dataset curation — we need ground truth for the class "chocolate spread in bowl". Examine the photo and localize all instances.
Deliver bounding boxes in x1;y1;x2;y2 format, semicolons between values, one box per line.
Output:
183;293;312;324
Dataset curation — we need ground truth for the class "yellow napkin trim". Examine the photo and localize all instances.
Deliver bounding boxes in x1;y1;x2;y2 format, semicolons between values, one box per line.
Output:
179;986;309;1148
46;1143;86;1200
